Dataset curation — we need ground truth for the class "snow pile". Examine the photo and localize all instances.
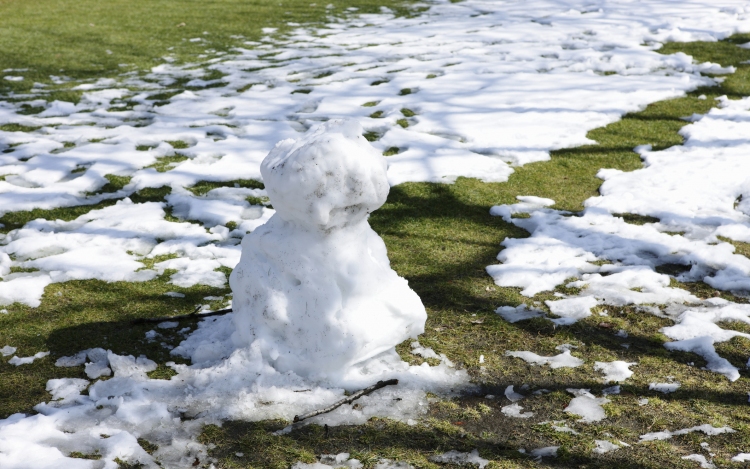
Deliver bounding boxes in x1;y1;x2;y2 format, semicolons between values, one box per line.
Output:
593;440;628;454
8;351;49;366
594;361;636;383
564;389;609;423
649;382;681;393
229;119;426;380
505;349;584;369
501;403;535;419
530;446;559;460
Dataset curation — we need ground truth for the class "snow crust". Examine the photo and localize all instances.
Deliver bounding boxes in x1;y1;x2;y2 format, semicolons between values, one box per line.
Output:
229;120;426;380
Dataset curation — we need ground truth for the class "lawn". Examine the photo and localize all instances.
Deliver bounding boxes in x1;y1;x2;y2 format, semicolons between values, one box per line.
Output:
2;1;750;468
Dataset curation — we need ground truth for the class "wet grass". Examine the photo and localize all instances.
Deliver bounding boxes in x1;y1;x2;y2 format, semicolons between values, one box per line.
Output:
1;21;750;469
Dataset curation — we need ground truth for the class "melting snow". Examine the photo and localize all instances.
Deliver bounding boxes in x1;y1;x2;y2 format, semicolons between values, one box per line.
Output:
429;449;488;468
8;351;49;366
564;389;609;423
501;403;535;419
649;382;681;393
639;424;735;442
505;349;584;369
594;361;636;383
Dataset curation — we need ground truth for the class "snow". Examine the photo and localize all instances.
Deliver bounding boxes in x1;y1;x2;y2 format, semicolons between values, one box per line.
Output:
0;0;748;308
0;0;749;465
639;424;736;442
504;385;525;402
293;453;413;468
429;449;488;468
8;351;49;366
494;304;546;323
649;382;681;393
505;349;584;369
682;454;715;469
229;120;426;380
486;96;750;379
501;403;535;419
594;361;636;383
593;440;623;454
0;345;16;356
530;446;559;459
732;453;750;462
564;389;609;423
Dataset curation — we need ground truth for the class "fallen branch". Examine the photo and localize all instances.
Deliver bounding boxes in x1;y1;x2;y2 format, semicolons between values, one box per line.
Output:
293;379;399;423
131;307;233;325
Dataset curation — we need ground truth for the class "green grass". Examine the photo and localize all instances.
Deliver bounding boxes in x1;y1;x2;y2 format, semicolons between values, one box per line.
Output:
0;0;424;98
2;11;750;469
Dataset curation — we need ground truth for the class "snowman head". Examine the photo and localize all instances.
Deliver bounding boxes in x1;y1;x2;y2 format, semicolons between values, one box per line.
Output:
260;119;389;231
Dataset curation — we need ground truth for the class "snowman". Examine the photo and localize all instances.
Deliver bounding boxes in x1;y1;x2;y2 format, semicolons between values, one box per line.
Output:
229;119;426;380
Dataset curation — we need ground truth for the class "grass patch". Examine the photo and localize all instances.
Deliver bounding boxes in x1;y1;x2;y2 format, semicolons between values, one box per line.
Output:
146;154;189;173
383;146;400;156
0;123;40;133
0;200;119;234
186;179;264;196
97;174;131;193
0;0;422;98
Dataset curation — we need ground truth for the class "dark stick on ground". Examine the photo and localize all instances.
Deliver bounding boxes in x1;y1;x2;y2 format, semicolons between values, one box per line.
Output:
131;307;233;324
293;379;399;423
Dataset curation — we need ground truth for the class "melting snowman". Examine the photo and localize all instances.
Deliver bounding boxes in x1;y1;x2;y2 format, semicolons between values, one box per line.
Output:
230;119;426;381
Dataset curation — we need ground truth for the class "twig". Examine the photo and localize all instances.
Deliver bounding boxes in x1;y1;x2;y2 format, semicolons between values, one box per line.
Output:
293;379;399;423
131;307;233;325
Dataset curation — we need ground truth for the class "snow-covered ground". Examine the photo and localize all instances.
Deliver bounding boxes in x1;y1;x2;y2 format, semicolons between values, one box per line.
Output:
2;0;750;467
